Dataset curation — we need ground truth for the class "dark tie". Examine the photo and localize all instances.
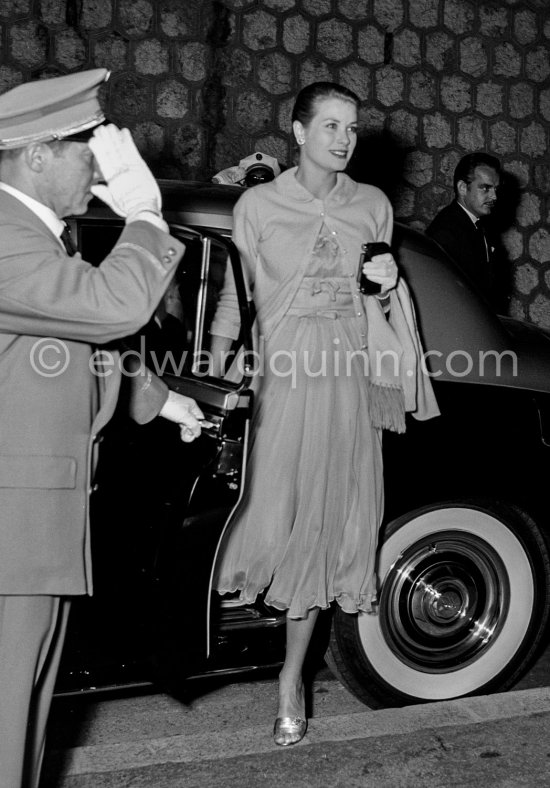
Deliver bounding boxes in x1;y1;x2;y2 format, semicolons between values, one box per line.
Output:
475;220;489;263
60;223;77;256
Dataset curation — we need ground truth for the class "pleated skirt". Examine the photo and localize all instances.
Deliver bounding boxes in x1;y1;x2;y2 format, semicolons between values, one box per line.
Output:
214;282;383;619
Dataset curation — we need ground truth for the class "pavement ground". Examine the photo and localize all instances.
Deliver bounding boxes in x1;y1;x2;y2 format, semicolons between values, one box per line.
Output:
41;674;550;787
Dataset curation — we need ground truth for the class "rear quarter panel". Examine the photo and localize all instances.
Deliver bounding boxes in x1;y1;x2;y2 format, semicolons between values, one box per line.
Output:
386;225;550;533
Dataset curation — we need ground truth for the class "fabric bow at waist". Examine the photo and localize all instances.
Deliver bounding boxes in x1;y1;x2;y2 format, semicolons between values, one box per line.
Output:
310;277;343;299
287;276;357;318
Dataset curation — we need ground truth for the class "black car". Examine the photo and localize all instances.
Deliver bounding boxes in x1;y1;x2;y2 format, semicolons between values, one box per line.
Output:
57;180;550;709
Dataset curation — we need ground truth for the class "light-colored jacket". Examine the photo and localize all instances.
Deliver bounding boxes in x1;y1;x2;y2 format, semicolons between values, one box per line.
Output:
211;166;392;343
0;190;184;595
211;167;439;428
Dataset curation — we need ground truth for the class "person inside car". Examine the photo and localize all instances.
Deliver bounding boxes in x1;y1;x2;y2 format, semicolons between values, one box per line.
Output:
426;152;509;312
210;81;439;747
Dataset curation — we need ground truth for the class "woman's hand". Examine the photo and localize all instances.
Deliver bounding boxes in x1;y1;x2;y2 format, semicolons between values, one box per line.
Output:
362;252;398;294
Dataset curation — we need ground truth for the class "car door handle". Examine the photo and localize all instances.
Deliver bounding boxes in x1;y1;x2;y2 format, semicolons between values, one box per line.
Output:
199;418;221;439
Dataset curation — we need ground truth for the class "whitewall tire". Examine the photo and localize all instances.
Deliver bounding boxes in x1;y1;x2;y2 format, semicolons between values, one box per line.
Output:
327;502;550;708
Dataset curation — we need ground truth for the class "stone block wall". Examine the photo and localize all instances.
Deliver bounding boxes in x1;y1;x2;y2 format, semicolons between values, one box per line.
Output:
0;0;549;325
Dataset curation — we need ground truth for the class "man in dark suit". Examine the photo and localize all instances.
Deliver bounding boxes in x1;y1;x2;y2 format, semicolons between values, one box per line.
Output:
426;152;508;312
0;69;204;788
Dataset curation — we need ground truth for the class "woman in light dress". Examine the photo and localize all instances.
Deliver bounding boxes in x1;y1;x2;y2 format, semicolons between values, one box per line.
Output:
210;82;438;746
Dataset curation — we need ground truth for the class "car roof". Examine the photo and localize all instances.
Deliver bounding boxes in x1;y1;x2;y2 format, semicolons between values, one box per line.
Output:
393;224;550;394
160;178;241;233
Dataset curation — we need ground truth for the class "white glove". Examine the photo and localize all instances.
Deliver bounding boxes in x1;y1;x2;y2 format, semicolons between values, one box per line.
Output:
159;390;205;443
88;124;162;220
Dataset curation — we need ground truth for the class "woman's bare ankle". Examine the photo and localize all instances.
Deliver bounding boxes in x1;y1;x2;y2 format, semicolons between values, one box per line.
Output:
277;676;305;719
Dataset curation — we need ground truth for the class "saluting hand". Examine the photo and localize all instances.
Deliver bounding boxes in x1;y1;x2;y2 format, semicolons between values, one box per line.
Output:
88;124;162;222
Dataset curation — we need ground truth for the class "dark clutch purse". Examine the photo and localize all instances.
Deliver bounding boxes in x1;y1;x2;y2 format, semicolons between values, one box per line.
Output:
356;241;391;295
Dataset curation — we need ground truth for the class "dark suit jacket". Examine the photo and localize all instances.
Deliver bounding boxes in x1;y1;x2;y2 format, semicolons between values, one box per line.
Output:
0;189;184;595
426;200;507;312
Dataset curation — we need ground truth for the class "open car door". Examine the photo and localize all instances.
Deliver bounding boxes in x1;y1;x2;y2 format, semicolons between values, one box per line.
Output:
149;224;254;688
55;220;253;695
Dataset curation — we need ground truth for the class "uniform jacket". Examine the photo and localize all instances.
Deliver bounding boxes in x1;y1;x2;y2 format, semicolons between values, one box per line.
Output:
426;200;506;311
0;189;184;595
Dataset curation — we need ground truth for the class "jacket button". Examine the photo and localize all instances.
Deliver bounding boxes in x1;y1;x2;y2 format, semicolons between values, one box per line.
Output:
167;247;176;256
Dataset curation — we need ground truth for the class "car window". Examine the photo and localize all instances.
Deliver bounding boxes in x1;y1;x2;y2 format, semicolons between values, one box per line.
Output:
78;221;122;265
167;227;228;378
75;219;249;385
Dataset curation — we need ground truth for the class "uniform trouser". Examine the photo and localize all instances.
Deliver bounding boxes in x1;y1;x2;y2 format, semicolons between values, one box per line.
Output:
0;595;71;788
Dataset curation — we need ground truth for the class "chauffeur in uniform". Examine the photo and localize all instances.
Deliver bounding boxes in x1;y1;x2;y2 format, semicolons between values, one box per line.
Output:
0;69;203;788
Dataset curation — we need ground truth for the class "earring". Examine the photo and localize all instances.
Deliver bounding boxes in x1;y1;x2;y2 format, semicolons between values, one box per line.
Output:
297;138;304;145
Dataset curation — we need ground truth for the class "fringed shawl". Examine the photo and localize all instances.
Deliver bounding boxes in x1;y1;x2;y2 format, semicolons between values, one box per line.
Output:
365;279;440;433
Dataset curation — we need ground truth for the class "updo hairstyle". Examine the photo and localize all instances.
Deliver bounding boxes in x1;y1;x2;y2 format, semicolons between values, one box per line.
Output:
291;82;360;128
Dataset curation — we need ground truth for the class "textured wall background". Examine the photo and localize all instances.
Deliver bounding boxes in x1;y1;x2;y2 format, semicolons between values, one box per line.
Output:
0;0;549;325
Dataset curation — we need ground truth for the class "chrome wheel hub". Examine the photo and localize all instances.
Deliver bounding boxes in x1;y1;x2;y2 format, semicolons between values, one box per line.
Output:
379;531;510;672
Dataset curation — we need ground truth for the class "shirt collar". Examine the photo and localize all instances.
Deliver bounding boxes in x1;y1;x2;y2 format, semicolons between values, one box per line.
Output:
0;182;65;241
457;201;479;226
275;166;357;205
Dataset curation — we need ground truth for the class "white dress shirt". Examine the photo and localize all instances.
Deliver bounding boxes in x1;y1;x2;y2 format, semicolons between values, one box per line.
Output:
0;181;66;249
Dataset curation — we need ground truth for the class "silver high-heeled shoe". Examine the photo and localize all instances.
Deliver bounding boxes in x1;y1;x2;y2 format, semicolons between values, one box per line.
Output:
273;716;307;746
